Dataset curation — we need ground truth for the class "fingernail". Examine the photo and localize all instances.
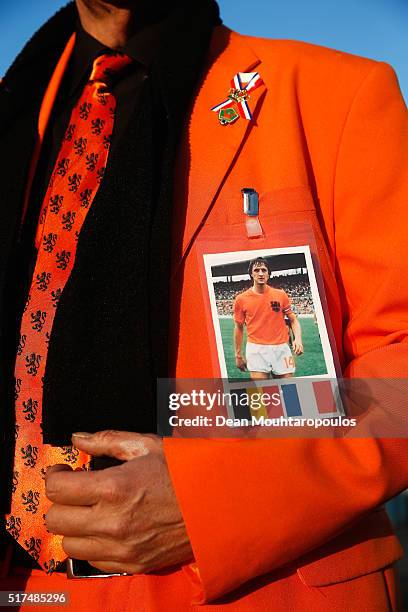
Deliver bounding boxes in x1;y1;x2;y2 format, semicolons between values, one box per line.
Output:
72;432;92;438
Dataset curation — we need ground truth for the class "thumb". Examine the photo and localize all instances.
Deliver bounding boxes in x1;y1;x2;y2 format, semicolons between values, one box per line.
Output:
71;430;160;461
46;463;73;477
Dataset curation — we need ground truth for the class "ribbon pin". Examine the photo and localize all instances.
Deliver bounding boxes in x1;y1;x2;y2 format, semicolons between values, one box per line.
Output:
212;72;263;125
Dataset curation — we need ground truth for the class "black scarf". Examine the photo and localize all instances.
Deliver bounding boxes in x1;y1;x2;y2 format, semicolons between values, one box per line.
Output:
0;0;220;465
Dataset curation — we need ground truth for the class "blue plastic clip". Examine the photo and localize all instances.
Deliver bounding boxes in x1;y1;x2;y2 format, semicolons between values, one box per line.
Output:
241;188;259;216
241;188;263;238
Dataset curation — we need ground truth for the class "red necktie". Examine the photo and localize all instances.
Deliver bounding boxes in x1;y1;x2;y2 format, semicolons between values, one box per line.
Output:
5;52;133;572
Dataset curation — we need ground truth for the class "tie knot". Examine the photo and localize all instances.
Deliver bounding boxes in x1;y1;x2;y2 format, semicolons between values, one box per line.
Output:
89;52;133;86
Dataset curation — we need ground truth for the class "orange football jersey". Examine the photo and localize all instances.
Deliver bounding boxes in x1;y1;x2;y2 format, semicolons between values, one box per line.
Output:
234;285;292;344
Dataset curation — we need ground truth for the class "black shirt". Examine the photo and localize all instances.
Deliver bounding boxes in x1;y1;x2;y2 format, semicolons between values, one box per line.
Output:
17;16;175;319
33;21;172;201
20;18;170;279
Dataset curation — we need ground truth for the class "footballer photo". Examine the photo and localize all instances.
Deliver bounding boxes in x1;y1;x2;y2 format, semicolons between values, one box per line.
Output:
203;245;337;382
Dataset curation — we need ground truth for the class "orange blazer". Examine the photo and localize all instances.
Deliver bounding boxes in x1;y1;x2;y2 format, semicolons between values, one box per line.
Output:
15;25;408;611
164;25;408;608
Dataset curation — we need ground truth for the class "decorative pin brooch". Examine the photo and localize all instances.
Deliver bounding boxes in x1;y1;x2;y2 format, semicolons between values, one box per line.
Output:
212;72;264;125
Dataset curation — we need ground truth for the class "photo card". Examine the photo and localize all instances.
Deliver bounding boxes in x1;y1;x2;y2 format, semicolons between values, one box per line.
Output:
203;245;337;383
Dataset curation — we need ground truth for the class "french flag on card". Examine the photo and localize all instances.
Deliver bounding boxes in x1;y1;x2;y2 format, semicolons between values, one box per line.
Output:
230;379;342;419
279;380;341;417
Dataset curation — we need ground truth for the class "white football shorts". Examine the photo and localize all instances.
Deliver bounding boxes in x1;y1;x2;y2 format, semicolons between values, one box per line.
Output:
246;341;296;375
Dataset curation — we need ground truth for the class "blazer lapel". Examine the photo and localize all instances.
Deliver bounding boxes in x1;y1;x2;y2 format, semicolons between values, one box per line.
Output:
174;26;267;262
20;34;76;227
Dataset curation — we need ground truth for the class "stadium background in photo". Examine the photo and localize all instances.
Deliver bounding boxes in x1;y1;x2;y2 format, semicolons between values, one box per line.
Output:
214;266;327;379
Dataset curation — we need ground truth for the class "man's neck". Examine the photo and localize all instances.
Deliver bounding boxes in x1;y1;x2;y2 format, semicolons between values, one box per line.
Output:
252;283;267;294
76;0;171;49
76;1;136;49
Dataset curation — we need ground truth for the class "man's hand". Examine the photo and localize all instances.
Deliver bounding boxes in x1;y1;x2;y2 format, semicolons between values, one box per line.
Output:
235;355;247;371
292;338;304;356
45;431;193;575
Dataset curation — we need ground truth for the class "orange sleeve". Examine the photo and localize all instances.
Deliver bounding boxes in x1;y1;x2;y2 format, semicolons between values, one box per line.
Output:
165;62;408;603
281;290;292;314
233;295;244;324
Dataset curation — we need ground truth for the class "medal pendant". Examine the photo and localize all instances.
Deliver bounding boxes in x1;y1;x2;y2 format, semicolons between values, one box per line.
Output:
218;106;240;126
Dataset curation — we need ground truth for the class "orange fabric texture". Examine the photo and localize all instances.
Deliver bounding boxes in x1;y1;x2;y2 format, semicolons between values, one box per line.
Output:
0;562;401;612
233;286;291;344
5;52;132;571
4;25;407;610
